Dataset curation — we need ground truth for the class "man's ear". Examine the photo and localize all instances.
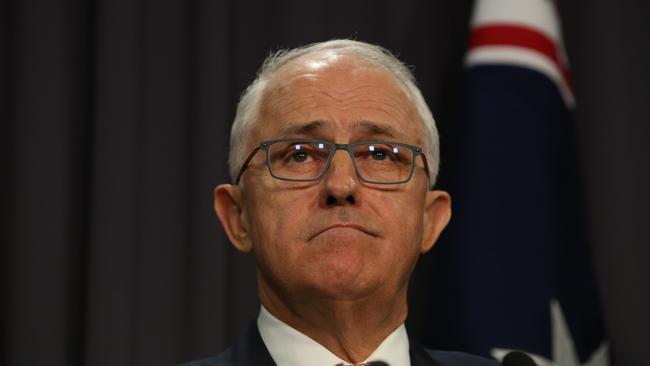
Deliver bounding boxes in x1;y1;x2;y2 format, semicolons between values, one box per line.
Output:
214;184;253;253
419;190;452;253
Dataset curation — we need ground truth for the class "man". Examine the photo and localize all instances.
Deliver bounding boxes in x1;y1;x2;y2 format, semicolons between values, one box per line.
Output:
181;39;498;366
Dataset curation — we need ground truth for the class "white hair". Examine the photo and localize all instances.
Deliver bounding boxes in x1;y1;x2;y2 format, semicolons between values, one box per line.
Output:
228;39;440;188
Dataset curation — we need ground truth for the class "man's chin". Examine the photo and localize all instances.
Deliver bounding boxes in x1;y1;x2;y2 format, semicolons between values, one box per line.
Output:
300;267;384;302
306;283;379;302
295;239;388;300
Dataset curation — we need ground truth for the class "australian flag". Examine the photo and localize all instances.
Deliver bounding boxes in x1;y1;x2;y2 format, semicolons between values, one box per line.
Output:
424;0;609;365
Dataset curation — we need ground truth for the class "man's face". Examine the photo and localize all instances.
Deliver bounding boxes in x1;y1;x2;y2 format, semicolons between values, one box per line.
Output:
219;53;449;303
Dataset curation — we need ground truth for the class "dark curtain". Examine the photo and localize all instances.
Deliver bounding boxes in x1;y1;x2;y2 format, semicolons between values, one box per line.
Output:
3;1;648;365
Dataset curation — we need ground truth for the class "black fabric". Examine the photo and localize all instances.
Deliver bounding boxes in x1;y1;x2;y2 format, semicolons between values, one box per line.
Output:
412;339;499;366
4;1;649;366
178;322;275;366
178;322;499;366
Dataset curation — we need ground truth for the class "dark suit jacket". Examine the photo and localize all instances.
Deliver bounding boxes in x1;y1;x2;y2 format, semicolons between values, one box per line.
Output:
179;322;499;366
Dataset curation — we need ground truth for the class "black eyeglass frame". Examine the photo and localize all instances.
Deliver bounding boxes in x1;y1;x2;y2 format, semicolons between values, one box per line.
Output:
234;138;431;186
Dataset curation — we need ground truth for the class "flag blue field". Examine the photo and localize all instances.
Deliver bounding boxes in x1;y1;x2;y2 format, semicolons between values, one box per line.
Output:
423;1;609;365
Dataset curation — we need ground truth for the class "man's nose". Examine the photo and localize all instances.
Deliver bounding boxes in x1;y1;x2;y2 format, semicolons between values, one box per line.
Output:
320;150;359;206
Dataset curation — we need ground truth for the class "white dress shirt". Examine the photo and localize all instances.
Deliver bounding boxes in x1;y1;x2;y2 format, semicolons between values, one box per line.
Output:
257;306;411;366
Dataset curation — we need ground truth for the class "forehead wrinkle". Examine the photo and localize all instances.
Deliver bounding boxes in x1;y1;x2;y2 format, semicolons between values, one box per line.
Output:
326;83;387;99
297;89;414;125
267;95;319;117
347;95;412;121
353;120;397;138
277;120;330;137
266;97;420;144
320;83;408;104
314;81;416;122
266;89;411;124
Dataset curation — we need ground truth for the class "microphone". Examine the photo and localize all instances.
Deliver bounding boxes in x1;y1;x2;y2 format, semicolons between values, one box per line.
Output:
502;351;538;366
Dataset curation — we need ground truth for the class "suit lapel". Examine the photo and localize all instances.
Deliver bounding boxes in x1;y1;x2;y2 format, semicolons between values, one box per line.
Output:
409;337;442;366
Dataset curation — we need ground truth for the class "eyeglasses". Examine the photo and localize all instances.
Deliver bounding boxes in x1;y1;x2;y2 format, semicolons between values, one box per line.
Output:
235;138;430;185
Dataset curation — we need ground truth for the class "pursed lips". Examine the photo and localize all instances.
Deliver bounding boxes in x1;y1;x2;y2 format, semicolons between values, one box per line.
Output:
309;223;379;240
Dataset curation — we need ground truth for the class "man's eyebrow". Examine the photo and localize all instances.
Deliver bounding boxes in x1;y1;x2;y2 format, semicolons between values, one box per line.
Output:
354;120;397;138
278;120;326;137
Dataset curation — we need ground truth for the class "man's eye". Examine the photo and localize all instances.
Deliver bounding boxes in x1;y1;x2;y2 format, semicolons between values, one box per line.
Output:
371;150;388;160
291;151;309;163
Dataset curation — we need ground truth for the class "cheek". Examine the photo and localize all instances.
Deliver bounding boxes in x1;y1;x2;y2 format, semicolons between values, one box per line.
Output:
353;190;426;290
377;194;425;276
245;186;313;262
368;190;424;245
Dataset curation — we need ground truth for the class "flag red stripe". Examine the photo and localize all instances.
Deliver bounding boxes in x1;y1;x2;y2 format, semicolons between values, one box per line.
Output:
469;24;572;89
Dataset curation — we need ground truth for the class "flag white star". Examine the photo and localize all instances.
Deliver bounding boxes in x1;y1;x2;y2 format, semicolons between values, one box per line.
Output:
491;299;609;366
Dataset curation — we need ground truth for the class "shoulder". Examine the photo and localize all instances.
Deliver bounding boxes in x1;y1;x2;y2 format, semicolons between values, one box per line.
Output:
410;336;499;366
177;322;275;366
424;349;500;366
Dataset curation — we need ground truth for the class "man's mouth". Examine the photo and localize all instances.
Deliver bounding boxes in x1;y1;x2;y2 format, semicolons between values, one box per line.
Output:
309;223;379;240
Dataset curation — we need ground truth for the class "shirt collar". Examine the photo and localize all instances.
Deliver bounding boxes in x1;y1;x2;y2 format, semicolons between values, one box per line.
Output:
257;306;411;366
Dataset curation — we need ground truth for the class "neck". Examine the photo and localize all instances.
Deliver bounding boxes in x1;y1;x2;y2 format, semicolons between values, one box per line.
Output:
258;278;409;363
